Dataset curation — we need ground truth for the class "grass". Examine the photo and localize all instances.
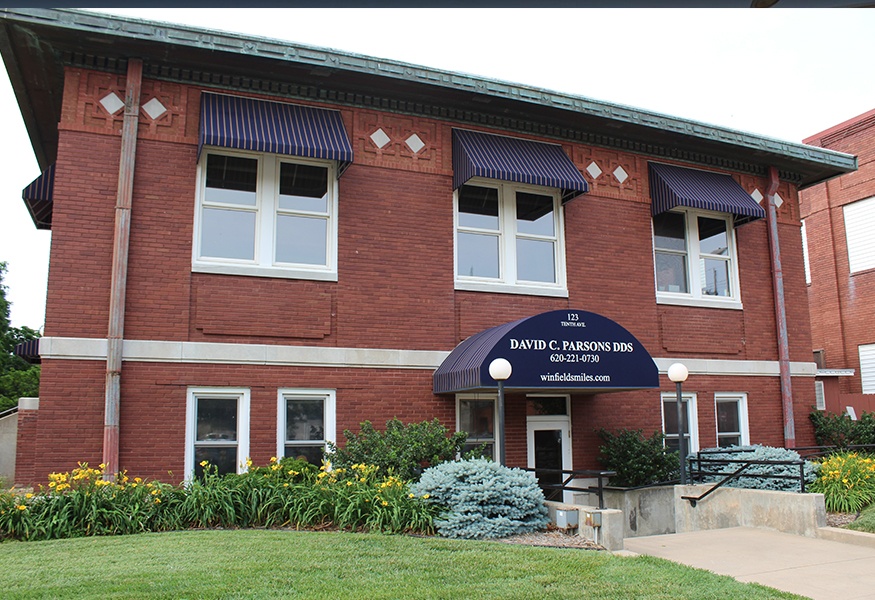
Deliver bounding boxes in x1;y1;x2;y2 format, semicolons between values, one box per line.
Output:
847;502;875;533
0;529;804;599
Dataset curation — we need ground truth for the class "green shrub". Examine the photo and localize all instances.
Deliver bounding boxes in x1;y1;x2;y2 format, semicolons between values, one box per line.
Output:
412;458;549;539
326;418;469;481
809;411;875;448
809;452;875;513
597;428;678;487
692;445;816;492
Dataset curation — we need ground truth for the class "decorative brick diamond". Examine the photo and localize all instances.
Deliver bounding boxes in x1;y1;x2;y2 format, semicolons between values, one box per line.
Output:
586;162;602;179
405;133;425;153
774;192;784;208
99;92;125;115
142;97;167;120
751;189;764;204
613;165;628;184
370;128;391;149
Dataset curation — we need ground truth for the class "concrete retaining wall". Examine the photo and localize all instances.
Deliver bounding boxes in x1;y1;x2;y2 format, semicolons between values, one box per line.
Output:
576;486;676;538
0;410;17;484
675;484;827;538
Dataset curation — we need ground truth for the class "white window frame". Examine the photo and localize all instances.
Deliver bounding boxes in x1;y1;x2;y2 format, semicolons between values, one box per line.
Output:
653;208;742;310
193;148;339;281
276;388;336;462
661;392;699;453
456;393;499;461
843;196;875;275
454;178;568;297
801;219;812;285
815;380;826;411
185;387;250;481
714;392;750;447
859;343;875;394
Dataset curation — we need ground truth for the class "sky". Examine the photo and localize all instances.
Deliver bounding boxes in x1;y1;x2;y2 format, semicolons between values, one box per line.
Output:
1;7;874;330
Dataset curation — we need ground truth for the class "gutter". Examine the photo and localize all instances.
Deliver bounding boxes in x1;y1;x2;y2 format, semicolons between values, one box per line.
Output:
103;58;142;477
765;165;795;448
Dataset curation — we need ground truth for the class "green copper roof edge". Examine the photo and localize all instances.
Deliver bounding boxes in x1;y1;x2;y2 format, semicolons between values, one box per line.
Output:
0;7;857;174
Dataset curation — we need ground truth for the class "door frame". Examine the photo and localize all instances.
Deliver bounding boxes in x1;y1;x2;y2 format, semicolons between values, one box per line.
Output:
526;415;573;504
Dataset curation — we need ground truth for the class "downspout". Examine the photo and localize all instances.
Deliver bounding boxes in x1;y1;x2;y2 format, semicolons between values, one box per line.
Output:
765;165;795;448
103;58;143;477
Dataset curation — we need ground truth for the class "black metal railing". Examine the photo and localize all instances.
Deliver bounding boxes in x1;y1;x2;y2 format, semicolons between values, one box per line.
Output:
792;444;875;459
0;406;18;420
682;449;808;506
522;468;616;509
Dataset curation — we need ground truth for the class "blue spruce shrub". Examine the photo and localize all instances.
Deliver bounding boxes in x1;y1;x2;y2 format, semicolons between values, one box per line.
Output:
692;445;817;492
412;458;549;539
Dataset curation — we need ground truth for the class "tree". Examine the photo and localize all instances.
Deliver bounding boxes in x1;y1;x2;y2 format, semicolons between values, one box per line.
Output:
0;262;40;411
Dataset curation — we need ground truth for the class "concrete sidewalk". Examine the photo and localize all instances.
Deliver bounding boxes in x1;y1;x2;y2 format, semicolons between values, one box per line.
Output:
621;527;875;600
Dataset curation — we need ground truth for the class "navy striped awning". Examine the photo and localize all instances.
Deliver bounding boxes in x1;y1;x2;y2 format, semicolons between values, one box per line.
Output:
434;319;525;394
452;129;588;203
21;164;55;230
649;162;765;225
198;93;354;176
13;339;40;364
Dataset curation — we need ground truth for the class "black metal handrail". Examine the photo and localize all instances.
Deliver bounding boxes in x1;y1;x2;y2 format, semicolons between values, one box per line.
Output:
793;444;875;459
682;450;808;506
522;467;616;509
0;406;18;420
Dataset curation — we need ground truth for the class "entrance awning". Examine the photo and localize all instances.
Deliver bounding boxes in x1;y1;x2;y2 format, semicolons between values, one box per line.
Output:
649;162;765;225
13;338;40;364
452;129;589;203
21;164;55;230
198;92;354;176
434;309;658;394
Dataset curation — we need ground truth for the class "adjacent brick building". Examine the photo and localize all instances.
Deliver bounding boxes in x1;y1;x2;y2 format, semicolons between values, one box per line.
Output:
2;9;857;488
800;109;875;415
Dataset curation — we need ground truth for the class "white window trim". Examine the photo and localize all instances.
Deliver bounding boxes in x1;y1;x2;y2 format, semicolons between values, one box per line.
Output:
814;380;826;411
859;343;875;394
276;388;336;460
801;219;812;285
661;391;699;453
454;178;568;298
185;387;250;481
653;208;742;310
193;147;339;281
456;393;499;461
714;392;750;447
843;196;875;275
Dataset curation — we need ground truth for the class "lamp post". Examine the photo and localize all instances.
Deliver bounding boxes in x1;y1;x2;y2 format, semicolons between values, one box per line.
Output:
668;362;689;485
489;358;512;466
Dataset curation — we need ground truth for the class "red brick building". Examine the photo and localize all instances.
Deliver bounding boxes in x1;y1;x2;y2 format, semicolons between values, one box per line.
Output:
800;109;875;416
2;9;856;488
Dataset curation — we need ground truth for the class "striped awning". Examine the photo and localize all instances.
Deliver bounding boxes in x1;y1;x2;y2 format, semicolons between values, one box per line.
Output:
198;93;354;176
649;162;765;225
21;164;55;230
452;129;588;203
13;338;40;364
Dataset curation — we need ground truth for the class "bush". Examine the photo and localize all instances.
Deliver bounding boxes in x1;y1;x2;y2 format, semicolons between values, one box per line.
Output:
411;458;549;539
597;429;678;487
810;411;875;448
691;445;817;492
326;418;469;481
809;452;875;513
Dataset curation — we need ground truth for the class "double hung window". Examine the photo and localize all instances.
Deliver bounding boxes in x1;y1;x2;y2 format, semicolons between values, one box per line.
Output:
185;388;250;480
455;181;566;296
457;395;497;460
195;150;337;280
661;392;699;454
277;389;336;464
653;209;740;307
843;196;875;274
715;393;749;447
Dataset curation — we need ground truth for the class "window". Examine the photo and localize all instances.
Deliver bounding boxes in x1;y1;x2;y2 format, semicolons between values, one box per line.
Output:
194;150;338;280
859;344;875;394
185;387;250;480
455;181;566;296
801;219;812;285
843;196;875;274
815;380;826;411
653;209;740;308
661;392;698;453
715;393;749;447
277;389;336;465
457;395;497;460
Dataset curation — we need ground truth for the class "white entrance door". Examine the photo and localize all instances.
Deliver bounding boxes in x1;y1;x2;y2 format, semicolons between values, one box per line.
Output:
527;417;573;504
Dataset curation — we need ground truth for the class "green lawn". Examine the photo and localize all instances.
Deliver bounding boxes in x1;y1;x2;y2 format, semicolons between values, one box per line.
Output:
0;529;804;599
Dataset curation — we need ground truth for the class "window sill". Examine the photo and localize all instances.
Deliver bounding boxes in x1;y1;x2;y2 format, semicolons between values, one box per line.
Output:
656;294;743;311
455;279;569;298
193;262;338;282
